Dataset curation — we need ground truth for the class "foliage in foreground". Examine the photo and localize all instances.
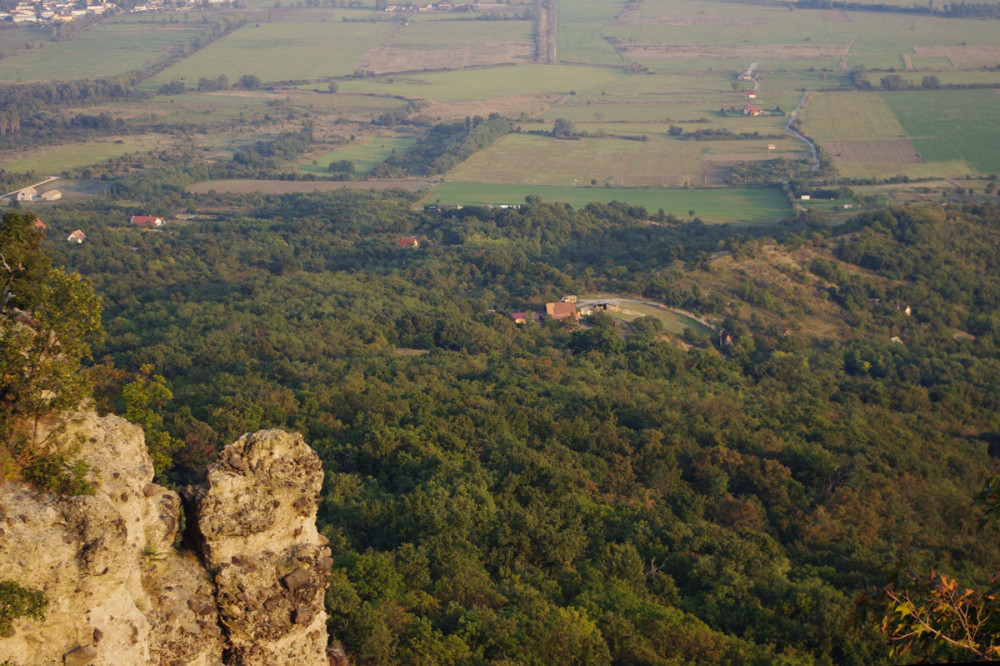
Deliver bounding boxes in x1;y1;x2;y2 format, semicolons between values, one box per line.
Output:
0;210;103;490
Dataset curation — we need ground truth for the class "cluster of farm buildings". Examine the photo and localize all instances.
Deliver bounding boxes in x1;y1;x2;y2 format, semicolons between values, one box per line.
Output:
737;69;766;117
11;186;61;202
512;297;620;325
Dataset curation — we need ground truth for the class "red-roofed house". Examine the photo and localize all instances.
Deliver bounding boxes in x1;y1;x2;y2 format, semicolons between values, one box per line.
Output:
130;215;165;228
744;91;756;99
399;236;419;248
511;311;541;325
33;219;46;230
67;230;86;244
743;104;762;116
545;301;578;321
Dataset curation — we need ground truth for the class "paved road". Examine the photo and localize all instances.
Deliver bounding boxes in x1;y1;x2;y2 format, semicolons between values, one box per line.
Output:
786;92;819;170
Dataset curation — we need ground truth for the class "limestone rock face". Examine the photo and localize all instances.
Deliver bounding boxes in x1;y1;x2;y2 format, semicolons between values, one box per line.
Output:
187;430;331;665
0;416;333;666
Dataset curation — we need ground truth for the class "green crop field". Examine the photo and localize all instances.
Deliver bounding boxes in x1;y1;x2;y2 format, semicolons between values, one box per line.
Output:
0;23;203;81
881;89;1000;174
423;182;792;224
143;21;397;90
300;136;417;175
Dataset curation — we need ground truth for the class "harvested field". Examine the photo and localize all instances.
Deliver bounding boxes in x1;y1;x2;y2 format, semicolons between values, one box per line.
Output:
912;44;1000;68
355;43;534;74
187;179;433;195
616;43;849;60
822;139;923;165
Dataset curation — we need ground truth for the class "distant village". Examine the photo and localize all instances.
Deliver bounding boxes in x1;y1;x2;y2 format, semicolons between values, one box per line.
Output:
1;0;225;26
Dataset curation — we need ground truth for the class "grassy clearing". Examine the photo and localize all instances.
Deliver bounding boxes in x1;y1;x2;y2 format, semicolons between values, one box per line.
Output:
0;23;202;81
800;91;907;141
881;90;1000;173
143;21;397;89
299;136;417;175
423;182;791;224
580;294;716;334
0;135;167;173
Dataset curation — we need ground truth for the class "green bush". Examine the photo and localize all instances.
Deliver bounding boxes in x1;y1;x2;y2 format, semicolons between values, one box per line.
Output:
0;581;47;634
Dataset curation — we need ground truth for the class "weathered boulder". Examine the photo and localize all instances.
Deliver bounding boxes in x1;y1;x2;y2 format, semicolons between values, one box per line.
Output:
186;430;330;665
0;416;333;666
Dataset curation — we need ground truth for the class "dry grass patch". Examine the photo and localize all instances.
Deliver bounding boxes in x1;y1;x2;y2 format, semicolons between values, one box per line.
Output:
356;43;535;74
823;139;923;165
912;44;1000;68
611;13;768;26
616;43;849;60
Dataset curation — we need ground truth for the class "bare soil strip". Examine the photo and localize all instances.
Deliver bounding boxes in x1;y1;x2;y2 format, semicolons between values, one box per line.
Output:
822;139;923;165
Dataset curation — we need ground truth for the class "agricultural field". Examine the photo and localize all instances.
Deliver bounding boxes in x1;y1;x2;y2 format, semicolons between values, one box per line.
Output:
0;0;998;218
354;19;536;74
799;88;1000;179
881;89;1000;174
143;20;398;89
423;182;792;224
0;22;204;81
444;132;806;188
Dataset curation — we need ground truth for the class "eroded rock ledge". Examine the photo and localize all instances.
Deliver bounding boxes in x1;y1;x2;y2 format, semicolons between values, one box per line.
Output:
0;413;336;666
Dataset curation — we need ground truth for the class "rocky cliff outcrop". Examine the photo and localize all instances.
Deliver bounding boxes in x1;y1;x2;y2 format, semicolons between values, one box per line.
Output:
0;413;335;666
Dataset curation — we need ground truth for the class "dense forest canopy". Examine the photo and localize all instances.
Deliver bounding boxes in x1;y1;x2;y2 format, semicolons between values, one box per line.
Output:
28;191;1000;663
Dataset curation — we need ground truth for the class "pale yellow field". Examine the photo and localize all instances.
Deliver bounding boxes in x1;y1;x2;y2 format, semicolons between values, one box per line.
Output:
444;133;808;187
800;91;908;141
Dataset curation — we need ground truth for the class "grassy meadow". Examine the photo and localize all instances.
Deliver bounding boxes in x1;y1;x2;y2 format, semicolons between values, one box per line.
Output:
299;136;417;175
1;135;168;173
